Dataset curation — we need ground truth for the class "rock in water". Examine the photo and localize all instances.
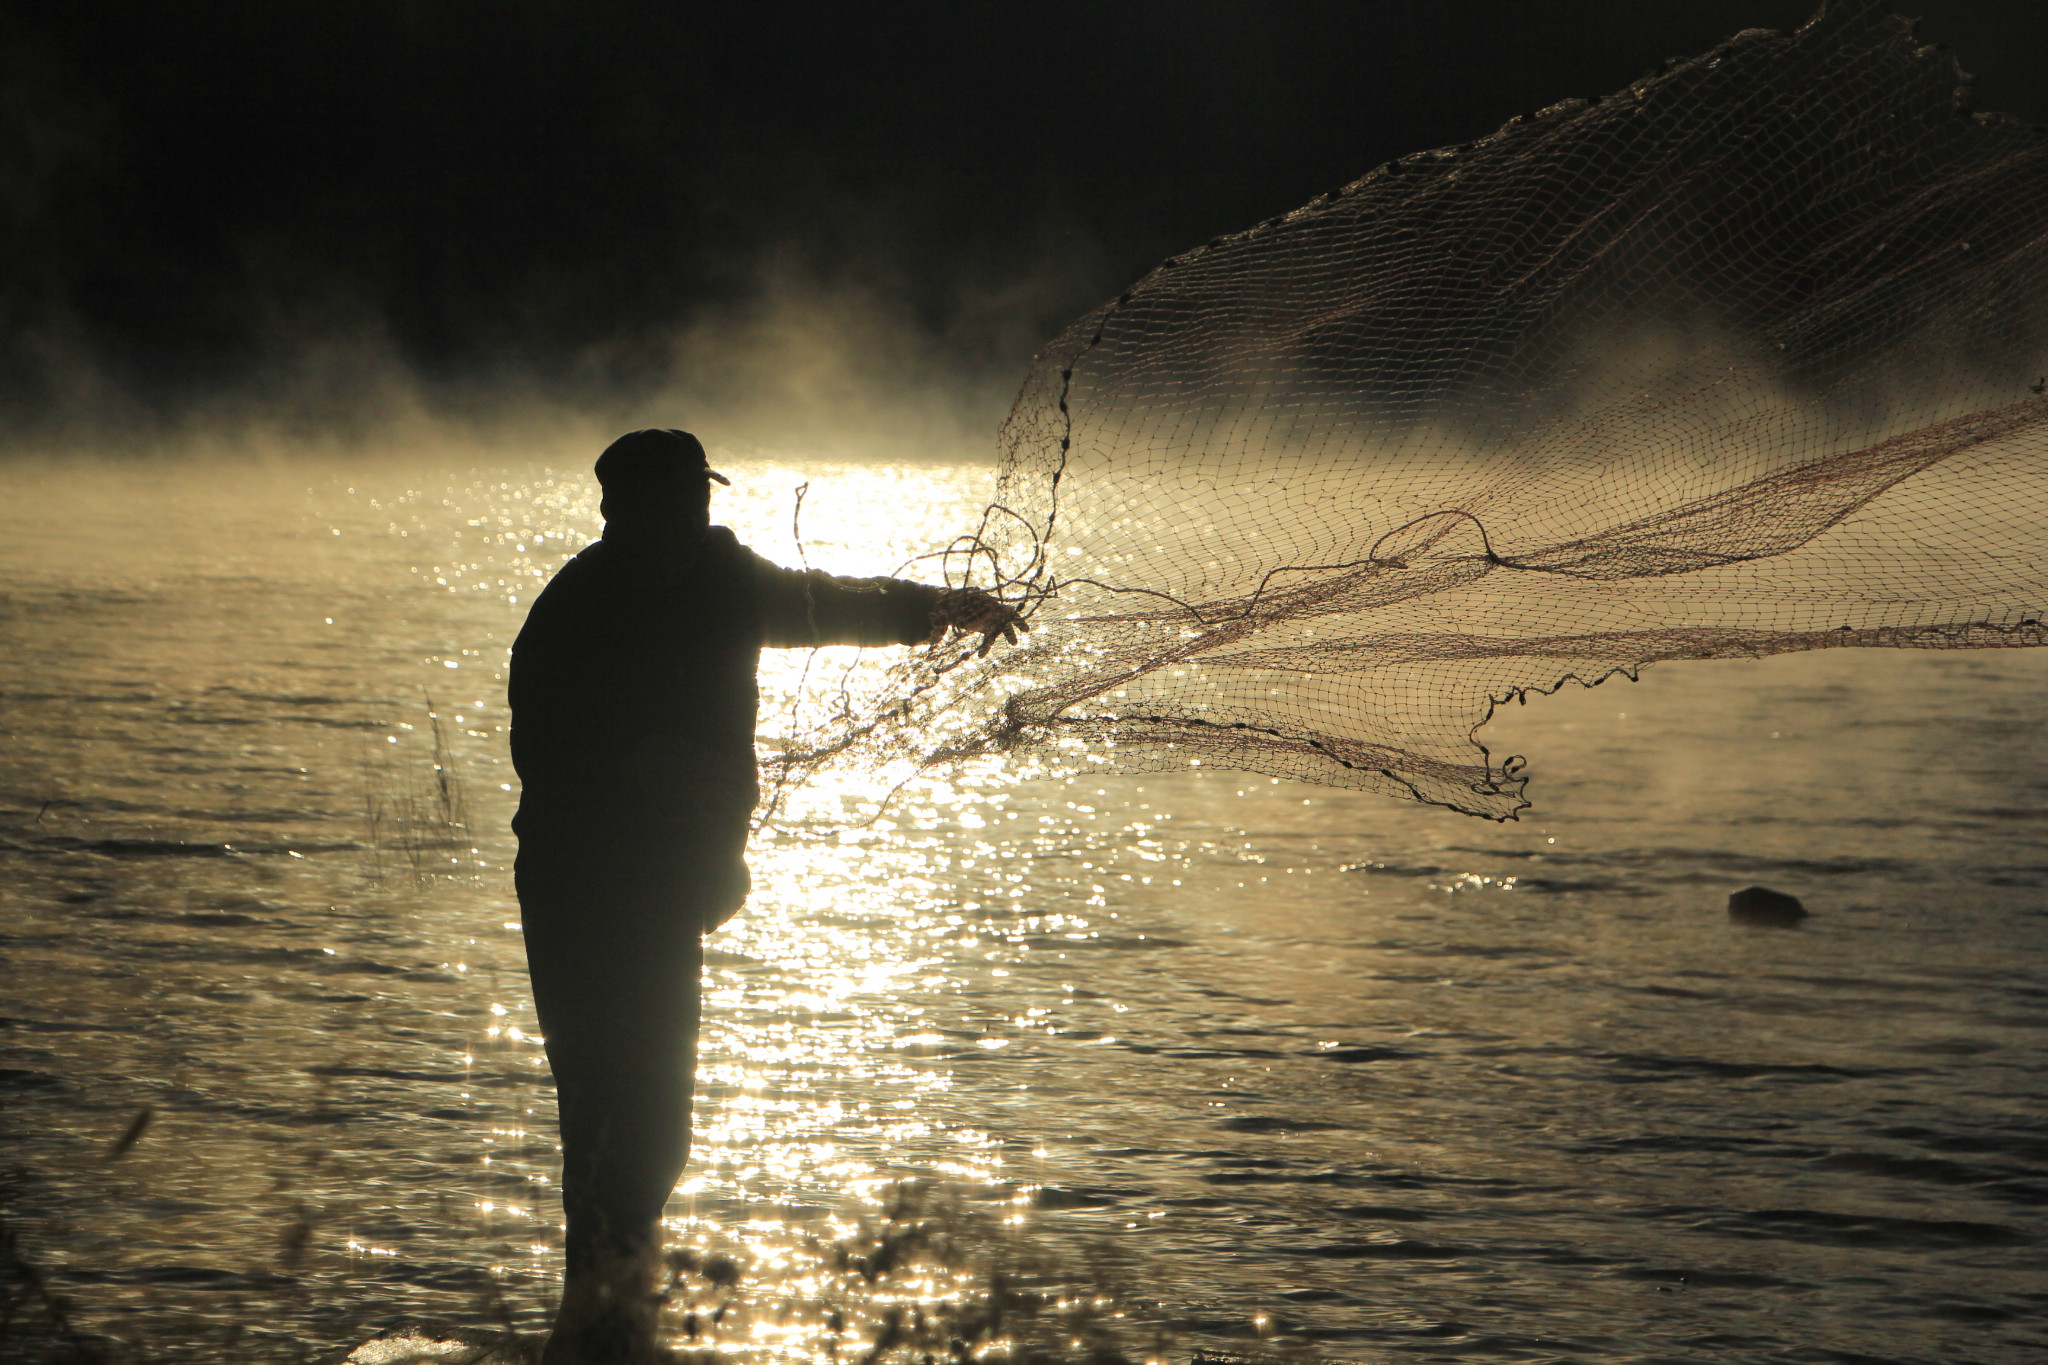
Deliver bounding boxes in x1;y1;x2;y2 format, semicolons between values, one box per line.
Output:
1728;886;1808;927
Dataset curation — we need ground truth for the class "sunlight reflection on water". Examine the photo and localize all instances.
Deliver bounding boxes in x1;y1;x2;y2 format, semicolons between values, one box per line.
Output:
1;450;2046;1363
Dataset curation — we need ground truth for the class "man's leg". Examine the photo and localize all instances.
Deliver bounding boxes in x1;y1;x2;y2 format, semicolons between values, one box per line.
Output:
518;860;704;1360
542;948;701;1272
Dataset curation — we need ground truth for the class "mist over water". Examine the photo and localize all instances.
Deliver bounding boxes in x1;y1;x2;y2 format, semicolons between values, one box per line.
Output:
1;448;2044;1363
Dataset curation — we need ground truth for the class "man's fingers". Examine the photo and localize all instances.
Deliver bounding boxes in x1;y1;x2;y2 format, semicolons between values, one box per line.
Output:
971;622;1018;658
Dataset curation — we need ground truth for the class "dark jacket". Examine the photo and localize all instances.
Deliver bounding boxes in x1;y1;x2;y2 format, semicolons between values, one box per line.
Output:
509;525;940;913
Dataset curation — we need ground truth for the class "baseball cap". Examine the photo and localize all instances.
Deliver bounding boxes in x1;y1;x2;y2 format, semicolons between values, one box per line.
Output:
593;428;731;489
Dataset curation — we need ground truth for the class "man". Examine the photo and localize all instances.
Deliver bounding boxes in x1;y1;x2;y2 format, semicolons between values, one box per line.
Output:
508;428;1021;1362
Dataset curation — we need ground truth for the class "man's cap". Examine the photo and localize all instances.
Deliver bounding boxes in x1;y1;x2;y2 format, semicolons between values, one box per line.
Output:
594;428;731;489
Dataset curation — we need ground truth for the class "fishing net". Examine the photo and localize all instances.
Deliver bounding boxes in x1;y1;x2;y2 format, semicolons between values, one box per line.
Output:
775;0;2048;819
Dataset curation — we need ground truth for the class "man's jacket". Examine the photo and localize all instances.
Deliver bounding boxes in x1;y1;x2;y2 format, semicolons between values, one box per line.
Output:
509;525;939;913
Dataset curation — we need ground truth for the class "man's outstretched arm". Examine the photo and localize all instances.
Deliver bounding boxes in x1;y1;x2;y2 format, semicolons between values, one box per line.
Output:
753;557;1025;654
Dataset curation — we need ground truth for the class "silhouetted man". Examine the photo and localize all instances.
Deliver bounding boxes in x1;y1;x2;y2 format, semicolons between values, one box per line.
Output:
508;428;1020;1362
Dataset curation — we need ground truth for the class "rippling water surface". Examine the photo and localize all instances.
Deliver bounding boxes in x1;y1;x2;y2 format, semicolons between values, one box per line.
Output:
2;452;2045;1364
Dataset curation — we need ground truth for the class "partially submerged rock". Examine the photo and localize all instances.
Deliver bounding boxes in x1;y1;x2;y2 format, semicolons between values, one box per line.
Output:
1728;885;1807;927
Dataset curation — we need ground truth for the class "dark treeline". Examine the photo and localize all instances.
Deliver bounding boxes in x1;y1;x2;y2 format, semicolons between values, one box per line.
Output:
3;0;2040;438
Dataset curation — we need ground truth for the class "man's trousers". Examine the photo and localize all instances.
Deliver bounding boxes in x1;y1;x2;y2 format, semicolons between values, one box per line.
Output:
516;852;708;1275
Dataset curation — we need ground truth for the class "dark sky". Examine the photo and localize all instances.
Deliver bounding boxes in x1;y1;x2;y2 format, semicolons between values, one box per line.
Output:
4;0;2044;445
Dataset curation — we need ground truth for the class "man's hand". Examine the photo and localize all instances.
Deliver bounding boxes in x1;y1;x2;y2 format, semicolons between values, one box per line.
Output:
929;588;1030;657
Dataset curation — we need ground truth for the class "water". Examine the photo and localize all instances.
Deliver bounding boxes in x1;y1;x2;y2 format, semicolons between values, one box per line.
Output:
2;452;2045;1364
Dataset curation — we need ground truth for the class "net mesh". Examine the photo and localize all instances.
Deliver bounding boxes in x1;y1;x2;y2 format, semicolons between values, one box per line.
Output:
776;0;2048;820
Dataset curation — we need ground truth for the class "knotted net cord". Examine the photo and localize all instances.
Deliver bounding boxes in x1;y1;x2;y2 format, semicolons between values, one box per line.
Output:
772;0;2048;820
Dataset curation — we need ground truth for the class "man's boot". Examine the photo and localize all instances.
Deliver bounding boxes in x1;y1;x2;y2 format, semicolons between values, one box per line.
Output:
541;1236;663;1365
